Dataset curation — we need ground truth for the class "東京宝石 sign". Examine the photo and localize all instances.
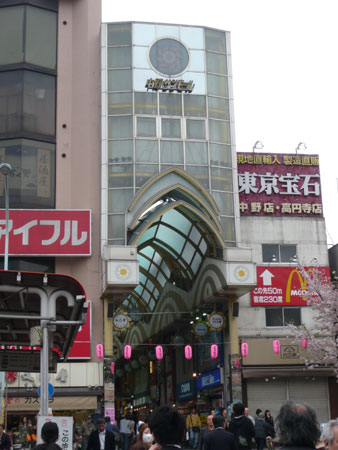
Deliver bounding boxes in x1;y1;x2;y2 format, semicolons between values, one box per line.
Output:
237;152;322;217
0;209;91;255
251;266;330;306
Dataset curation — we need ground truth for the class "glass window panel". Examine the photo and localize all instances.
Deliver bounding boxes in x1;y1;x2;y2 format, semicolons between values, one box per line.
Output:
205;28;226;53
281;245;297;262
108;214;125;239
284;308;301;326
186;119;205;139
220;216;236;242
190;253;202;273
108;116;133;139
136;139;158;163
188;50;205;71
185;142;208;165
133;46;148;68
156;227;185;252
162;209;192;235
138;255;151;271
0;71;23;135
25;6;57;70
0;138;55;209
209;120;230;144
184;95;206;117
210;143;232;167
199;239;208;254
134;69;158;91
181;242;196;265
137;117;156;137
206;51;227;75
186;166;209;190
180;26;204;49
138;227;156;246
211;167;233;191
262;244;279;263
157;271;166;286
135;92;157;115
212;191;234;215
0;6;24;65
161;164;184;171
133;23;155;46
207;74;228;98
136;164;158;187
108;140;133;163
107;23;131;46
184;72;206;95
266;309;283;327
159;94;182;116
107;47;132;68
161;119;181;138
108;164;133;188
23;71;56;136
157;25;179;38
189;227;201;244
208;97;230;120
108;189;134;213
160;141;183;164
108;93;132;115
108;70;132;91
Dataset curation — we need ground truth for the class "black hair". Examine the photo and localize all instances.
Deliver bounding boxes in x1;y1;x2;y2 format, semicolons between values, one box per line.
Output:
256;409;262;416
41;422;59;444
148;405;185;445
105;417;111;423
213;415;225;429
275;401;320;448
232;403;245;416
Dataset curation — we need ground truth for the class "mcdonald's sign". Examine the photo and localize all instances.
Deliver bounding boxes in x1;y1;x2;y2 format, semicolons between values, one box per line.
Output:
251;266;330;306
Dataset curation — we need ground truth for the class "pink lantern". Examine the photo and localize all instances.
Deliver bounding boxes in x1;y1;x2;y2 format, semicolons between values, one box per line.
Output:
184;345;193;360
301;338;308;349
210;344;218;359
110;361;115;374
155;345;163;360
96;344;104;359
273;339;281;354
124;344;132;359
241;342;249;357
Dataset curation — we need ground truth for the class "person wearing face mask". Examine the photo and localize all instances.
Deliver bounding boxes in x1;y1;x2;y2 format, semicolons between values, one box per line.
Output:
137;424;153;448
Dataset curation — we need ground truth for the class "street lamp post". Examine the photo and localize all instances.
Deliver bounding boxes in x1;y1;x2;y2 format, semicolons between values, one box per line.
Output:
0;163;12;270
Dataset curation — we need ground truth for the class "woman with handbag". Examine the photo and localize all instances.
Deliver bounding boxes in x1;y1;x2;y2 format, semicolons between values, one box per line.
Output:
186;408;201;450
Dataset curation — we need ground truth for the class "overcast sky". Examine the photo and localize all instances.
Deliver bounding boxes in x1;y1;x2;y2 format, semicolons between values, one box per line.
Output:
102;0;338;246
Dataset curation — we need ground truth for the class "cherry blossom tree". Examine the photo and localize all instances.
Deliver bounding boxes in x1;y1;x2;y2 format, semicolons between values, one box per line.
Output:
288;267;338;374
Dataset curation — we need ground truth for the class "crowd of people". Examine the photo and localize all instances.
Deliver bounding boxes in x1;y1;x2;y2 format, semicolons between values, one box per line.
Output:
1;401;337;450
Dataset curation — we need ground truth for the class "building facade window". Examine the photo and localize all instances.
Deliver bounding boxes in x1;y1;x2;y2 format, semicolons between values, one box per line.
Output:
262;244;297;263
265;307;301;327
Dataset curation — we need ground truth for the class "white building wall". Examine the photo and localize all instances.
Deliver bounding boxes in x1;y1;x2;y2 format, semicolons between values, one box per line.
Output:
238;216;328;337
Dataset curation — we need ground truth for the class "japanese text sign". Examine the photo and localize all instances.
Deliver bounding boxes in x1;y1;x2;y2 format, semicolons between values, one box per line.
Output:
251;266;330;306
37;416;73;448
0;209;91;255
68;301;91;359
237;153;322;216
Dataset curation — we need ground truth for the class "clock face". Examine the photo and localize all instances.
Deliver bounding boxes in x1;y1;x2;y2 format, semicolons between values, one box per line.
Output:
149;38;189;76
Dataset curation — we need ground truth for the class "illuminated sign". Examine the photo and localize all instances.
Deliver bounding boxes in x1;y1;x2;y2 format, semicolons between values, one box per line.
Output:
0;209;91;255
145;78;194;93
237;152;322;217
251;266;330;306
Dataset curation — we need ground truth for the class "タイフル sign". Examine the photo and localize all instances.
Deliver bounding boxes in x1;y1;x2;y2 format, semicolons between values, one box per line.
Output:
251;266;330;306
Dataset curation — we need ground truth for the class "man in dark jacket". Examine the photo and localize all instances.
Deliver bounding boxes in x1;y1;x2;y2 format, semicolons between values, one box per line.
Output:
87;418;115;450
228;403;255;450
204;415;236;450
275;401;320;450
0;425;11;450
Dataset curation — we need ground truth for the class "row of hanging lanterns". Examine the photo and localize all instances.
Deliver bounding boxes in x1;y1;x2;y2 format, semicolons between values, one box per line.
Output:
241;338;308;357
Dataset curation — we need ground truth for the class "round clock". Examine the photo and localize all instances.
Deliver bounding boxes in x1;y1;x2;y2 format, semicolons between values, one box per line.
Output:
149;38;189;77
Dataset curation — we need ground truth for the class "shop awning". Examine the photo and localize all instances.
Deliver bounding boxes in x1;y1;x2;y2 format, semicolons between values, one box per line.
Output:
242;367;335;378
0;269;87;372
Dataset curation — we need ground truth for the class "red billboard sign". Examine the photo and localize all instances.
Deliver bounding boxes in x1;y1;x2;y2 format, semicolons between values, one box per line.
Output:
68;301;91;359
251;266;330;306
237;152;322;217
0;209;91;255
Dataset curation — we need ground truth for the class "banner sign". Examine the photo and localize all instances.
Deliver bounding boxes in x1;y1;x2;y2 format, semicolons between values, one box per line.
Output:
176;379;195;400
0;209;91;255
237;153;322;217
196;368;221;391
68;301;91;359
251;266;330;306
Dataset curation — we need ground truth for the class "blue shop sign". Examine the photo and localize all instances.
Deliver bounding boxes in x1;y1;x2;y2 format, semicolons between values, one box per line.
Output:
176;379;195;400
196;368;221;391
